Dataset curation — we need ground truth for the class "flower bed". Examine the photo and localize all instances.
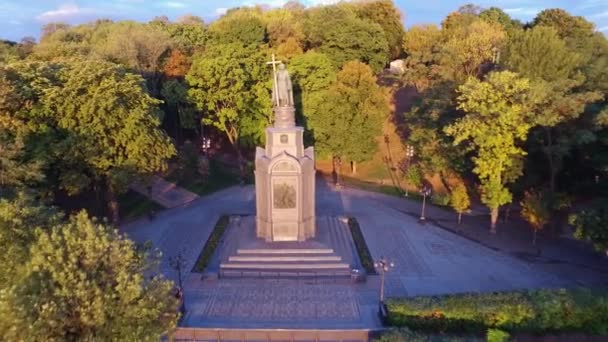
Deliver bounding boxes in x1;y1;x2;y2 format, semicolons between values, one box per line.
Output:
192;215;230;272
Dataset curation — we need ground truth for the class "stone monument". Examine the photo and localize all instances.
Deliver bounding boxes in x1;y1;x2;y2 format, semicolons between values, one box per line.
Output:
255;55;316;242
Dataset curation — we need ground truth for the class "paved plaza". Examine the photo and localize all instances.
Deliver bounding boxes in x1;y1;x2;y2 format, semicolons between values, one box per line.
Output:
122;178;608;329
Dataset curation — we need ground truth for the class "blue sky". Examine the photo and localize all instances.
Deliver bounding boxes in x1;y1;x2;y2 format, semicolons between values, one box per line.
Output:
1;0;607;42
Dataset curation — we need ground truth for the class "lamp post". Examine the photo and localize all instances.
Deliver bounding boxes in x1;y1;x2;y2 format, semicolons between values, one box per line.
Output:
404;145;414;197
374;256;395;304
169;253;187;314
201;136;211;155
420;185;432;223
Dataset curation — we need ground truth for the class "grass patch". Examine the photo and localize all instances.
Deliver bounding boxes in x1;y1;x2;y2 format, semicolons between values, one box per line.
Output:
167;159;240;196
192;215;230;272
339;174;424;201
347;217;377;274
118;190;163;222
386;288;608;335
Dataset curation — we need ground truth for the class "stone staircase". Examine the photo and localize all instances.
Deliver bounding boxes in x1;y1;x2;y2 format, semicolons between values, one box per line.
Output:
220;247;352;278
217;216;360;279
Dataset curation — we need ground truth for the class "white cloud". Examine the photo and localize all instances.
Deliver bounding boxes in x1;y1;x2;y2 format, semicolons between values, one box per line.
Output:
163;1;186;8
504;7;541;17
215;7;228;15
599;26;608;32
35;4;98;22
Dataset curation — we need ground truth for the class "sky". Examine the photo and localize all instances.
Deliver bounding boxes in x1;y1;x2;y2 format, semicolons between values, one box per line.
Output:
1;0;607;42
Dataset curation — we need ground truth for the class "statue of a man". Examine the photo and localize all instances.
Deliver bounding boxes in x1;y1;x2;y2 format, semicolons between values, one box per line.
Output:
273;63;294;107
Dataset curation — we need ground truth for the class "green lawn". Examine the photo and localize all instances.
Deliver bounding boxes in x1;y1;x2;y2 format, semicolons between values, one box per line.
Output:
118;190;163;222
167;159;240;196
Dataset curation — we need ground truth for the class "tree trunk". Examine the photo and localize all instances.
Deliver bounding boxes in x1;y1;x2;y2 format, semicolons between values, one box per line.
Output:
351;161;357;175
490;207;499;233
235;146;245;183
458;212;462;225
533;228;537;246
545;128;556;193
107;185;120;225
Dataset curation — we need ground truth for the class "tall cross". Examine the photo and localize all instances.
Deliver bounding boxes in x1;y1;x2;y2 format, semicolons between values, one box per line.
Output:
266;54;282;106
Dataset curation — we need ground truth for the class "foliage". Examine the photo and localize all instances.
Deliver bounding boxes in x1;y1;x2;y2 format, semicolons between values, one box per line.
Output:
193;215;230;272
486;329;510;342
208;9;267;47
445;71;533;230
386;288;608;335
1;60;175;222
354;0;406;60
450;182;470;223
401;24;443;91
186;43;271;168
1;211;178;341
520;190;551;244
306;61;389;162
303;5;389;72
569;200;608;253
404;164;424;189
347;217;376;274
167;159;239;196
431;193;450;207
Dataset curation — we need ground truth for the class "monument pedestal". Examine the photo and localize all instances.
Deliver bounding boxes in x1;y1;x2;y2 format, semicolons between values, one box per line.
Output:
255;107;316;242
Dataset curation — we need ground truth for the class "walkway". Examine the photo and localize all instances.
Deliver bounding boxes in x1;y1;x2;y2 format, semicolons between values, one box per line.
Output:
121;177;608;330
130;175;199;208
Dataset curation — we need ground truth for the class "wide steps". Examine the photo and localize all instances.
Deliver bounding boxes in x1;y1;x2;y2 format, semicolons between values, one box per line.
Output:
237;248;334;255
228;255;342;262
220;262;350;269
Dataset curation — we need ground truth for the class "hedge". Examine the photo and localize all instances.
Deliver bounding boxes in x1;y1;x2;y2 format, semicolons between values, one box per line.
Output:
192;215;230;272
386;288;608;335
347;217;377;274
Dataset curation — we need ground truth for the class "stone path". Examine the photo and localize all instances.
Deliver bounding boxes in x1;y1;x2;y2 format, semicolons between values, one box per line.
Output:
130;175;198;208
121;177;608;330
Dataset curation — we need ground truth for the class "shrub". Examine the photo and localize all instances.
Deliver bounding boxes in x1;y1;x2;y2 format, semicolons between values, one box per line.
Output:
386;288;608;335
192;215;230;272
347;217;376;274
431;192;451;206
487;329;510;342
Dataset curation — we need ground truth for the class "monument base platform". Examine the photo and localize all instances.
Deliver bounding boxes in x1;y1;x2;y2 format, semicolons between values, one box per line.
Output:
213;216;362;280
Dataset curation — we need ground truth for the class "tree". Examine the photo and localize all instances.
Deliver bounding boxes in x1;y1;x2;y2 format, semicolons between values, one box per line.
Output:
520;190;551;245
355;0;406;59
208;9;267;47
450;182;470;224
307;61;389;173
288;51;337;127
186;44;271;178
439;19;505;82
532;9;595;47
93;22;172;95
2;60;175;223
401;24;443;91
1;211;178;341
504;26;604;192
569;200;608;254
479;7;522;34
303;5;389;72
445;71;533;232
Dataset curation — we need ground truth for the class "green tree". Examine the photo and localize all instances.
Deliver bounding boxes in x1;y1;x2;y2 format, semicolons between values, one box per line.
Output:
445;71;533;232
479;7;522;34
208;9;267;47
569;200;608;254
186;44;271;178
2;60;175;223
401;24;443;91
1;211;178;341
504;26;604;192
450;182;470;224
355;0;406;60
303;5;389;72
520;190;551;245
307;61;389;173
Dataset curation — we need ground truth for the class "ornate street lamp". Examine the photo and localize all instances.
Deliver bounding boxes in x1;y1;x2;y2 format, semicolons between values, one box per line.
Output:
200;136;211;154
420;185;432;223
404;145;414;197
374;256;395;303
